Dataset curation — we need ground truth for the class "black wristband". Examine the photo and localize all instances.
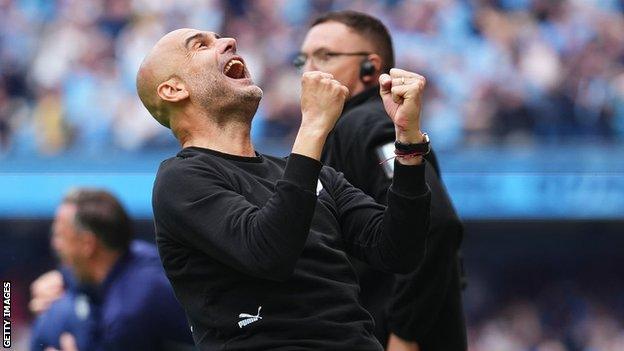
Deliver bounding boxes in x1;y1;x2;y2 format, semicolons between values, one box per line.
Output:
394;133;430;155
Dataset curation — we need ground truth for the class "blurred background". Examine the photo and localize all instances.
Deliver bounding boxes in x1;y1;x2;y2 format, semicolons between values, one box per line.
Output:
1;0;623;350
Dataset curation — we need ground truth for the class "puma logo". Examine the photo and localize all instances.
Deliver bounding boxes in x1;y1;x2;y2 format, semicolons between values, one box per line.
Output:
237;306;262;328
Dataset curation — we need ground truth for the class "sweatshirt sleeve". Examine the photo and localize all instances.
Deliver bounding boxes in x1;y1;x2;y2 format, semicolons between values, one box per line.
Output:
387;162;465;343
152;153;321;282
329;160;431;273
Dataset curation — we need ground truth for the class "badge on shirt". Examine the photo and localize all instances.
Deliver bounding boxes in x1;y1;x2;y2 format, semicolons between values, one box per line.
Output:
74;294;91;320
376;142;395;179
316;179;324;195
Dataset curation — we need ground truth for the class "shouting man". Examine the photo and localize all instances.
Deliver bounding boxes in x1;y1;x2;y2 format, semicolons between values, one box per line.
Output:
137;28;431;350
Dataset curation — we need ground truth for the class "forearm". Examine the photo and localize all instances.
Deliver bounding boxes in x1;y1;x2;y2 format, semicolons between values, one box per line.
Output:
239;154;322;280
388;182;463;342
335;160;430;273
382;160;430;272
291;124;329;161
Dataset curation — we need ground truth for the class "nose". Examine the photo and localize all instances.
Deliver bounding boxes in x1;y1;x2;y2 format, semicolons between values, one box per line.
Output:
302;59;316;73
218;37;237;54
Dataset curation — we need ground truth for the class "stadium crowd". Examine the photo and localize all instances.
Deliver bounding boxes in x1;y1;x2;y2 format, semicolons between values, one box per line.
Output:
1;0;623;157
464;277;624;351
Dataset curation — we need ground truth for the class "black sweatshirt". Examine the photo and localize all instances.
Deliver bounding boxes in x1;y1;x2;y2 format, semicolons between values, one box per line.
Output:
152;147;430;350
322;86;467;349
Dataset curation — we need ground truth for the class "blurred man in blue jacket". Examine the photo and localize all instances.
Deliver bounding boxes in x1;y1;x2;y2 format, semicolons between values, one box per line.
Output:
30;188;194;351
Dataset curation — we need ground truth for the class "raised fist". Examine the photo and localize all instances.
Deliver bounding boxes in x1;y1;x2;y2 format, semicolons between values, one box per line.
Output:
379;68;426;143
29;270;64;315
300;71;349;135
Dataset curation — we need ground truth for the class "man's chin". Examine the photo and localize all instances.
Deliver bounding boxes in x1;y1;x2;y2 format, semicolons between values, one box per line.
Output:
236;84;263;101
246;85;263;99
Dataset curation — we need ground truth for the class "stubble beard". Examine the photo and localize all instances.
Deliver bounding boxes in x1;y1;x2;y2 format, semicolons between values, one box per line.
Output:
194;72;263;125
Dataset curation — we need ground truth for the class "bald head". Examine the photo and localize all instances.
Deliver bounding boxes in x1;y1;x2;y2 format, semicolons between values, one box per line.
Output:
136;29;193;128
136;28;263;138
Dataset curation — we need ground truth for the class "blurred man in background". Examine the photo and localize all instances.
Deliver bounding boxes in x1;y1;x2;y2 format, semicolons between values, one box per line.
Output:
30;188;194;351
298;11;466;350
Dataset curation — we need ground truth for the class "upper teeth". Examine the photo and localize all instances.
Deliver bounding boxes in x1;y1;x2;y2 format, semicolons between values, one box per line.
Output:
224;59;243;75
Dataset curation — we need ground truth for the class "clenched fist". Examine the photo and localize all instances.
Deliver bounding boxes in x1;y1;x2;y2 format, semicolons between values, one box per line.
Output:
29;270;64;315
379;68;426;144
291;71;349;161
300;71;349;136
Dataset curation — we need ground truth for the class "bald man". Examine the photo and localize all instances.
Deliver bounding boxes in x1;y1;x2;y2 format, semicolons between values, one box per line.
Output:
138;28;432;350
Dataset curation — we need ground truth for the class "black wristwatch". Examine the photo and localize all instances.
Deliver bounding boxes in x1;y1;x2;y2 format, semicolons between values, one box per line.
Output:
394;133;430;155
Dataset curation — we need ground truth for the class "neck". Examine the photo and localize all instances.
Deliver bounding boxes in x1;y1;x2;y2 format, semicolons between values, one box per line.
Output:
88;249;123;286
183;123;255;156
352;73;380;98
175;109;255;157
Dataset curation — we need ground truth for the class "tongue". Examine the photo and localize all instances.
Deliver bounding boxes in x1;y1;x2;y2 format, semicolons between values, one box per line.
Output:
226;63;245;79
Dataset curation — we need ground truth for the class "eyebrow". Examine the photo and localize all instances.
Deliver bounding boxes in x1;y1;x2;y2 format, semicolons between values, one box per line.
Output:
184;32;206;49
184;32;222;49
312;48;333;56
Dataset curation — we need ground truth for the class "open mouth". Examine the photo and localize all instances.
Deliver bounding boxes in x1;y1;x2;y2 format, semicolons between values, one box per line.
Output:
224;58;246;79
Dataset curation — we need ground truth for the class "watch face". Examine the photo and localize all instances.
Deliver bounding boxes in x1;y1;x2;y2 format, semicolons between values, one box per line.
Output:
422;133;430;143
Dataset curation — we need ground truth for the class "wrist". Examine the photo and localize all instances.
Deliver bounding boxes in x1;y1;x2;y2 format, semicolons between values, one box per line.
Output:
395;128;425;144
393;132;429;166
387;333;420;351
299;120;331;139
292;124;329;161
396;155;423;165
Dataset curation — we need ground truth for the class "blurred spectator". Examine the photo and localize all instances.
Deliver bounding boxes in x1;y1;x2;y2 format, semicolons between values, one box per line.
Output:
30;188;193;350
0;82;12;152
467;296;624;351
0;0;623;156
32;87;69;155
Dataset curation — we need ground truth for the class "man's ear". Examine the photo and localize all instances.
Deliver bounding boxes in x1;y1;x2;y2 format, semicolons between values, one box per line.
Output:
80;232;98;258
362;54;383;84
157;78;189;103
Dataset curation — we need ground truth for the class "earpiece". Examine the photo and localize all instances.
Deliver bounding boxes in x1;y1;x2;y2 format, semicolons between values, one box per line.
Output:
359;59;375;79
